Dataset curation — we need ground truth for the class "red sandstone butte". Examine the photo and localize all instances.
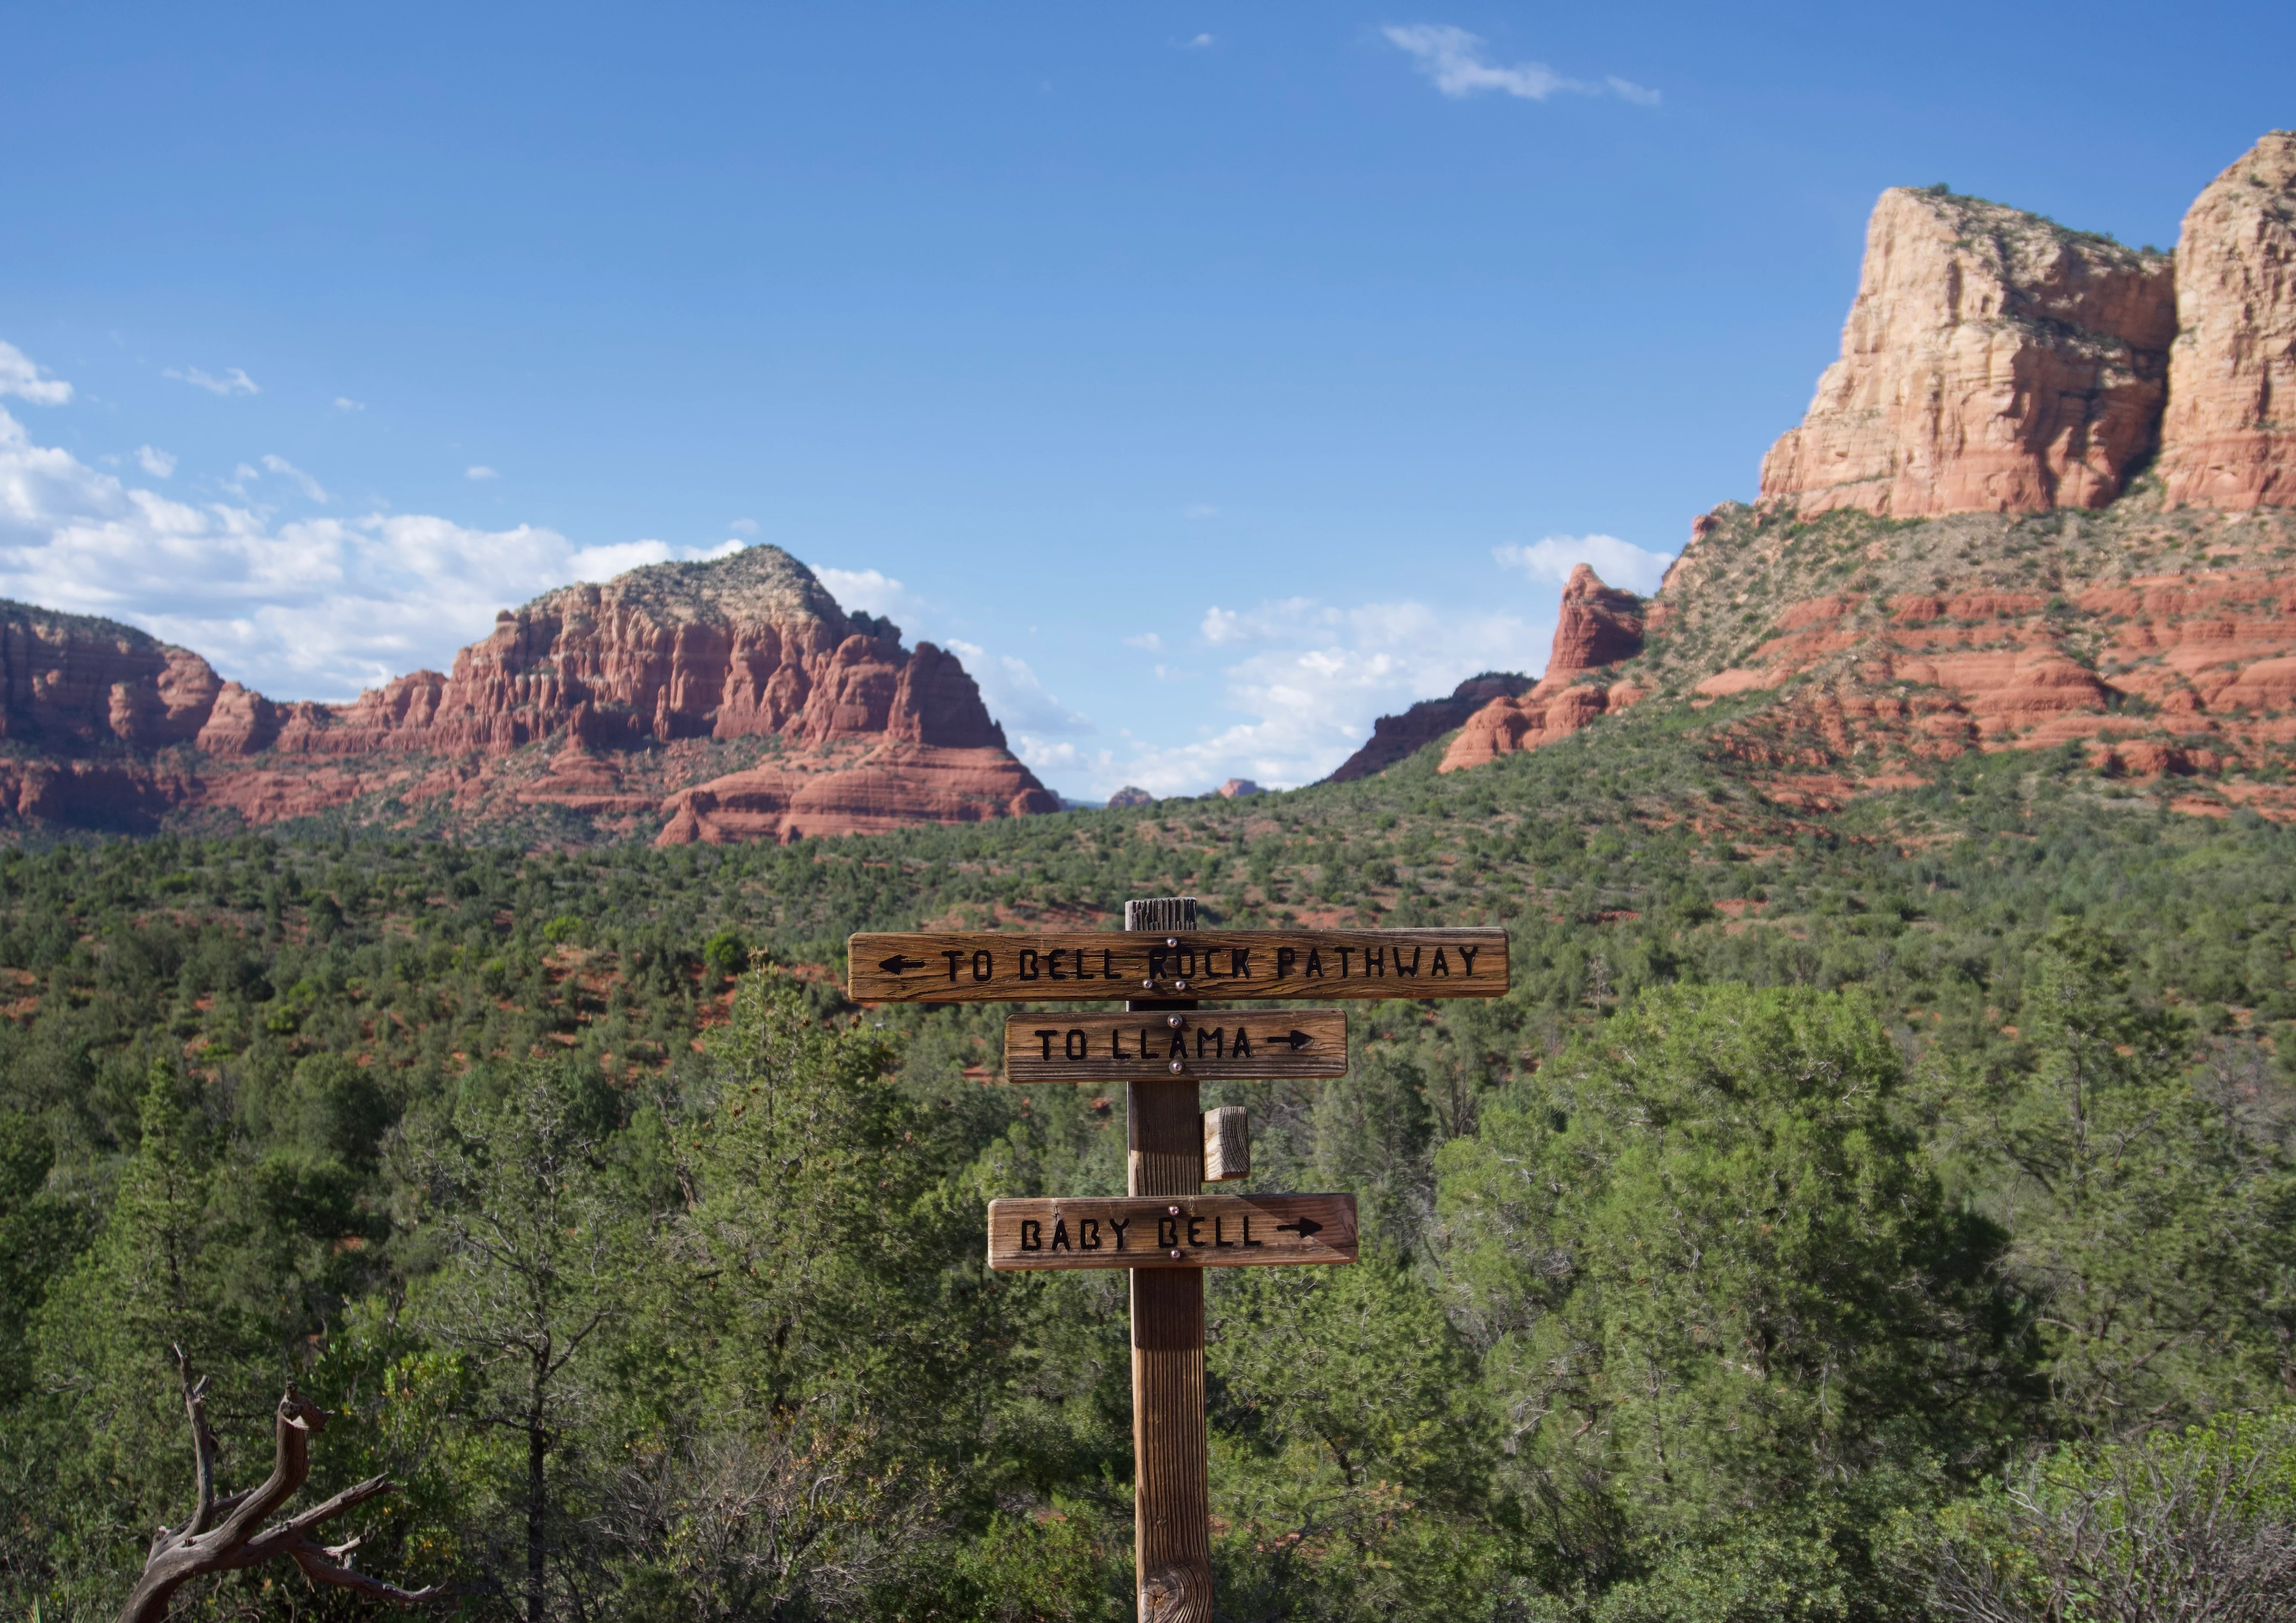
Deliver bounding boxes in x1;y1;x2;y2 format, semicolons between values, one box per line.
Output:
1760;186;2175;517
0;548;1059;844
1439;565;1647;772
2158;132;2296;510
1321;672;1534;783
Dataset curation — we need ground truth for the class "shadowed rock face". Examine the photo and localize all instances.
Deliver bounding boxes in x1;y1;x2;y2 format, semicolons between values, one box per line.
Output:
1439;565;1648;772
1321;672;1534;783
0;547;1058;844
1760;187;2176;517
2158;132;2296;510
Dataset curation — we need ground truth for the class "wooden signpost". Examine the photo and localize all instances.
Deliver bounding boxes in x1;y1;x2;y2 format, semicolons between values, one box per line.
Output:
848;901;1511;1623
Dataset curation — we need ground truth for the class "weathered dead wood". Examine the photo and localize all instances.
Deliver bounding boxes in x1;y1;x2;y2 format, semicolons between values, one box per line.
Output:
116;1351;440;1623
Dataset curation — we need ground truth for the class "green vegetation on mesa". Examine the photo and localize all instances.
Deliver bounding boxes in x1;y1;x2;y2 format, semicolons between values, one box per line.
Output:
0;705;2291;1620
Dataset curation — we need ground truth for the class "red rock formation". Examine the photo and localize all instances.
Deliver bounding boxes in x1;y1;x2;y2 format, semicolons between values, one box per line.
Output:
2158;132;2296;509
0;547;1059;844
1439;566;1647;772
1760;187;2175;517
1322;672;1534;783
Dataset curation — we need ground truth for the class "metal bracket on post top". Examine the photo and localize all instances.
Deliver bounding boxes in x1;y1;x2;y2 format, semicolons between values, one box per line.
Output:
1125;896;1197;1014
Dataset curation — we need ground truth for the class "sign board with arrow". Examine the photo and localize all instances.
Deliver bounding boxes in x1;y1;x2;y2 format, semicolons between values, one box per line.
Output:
986;1194;1357;1271
848;927;1508;1004
1003;1010;1347;1083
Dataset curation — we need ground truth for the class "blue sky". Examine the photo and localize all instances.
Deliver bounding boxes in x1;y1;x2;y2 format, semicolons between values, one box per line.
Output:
2;3;2288;798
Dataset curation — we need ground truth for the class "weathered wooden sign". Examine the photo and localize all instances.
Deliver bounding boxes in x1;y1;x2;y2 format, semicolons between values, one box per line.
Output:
986;1194;1356;1270
848;927;1508;1004
1003;1010;1347;1083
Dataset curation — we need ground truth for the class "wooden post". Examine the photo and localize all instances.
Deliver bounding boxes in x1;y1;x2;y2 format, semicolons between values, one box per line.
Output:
1124;896;1213;1623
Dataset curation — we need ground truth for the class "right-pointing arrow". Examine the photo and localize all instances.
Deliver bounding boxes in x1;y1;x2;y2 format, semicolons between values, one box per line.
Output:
1275;1216;1324;1239
1280;1030;1314;1051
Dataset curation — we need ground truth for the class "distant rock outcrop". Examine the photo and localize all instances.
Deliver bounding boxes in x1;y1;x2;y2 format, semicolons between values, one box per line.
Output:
1439;566;1647;772
2158;132;2296;509
0;547;1059;844
1760;186;2176;517
1106;785;1155;808
1217;779;1263;799
1321;672;1534;783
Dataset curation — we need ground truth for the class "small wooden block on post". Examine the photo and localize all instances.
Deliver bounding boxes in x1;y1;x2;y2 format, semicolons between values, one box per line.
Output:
987;1193;1351;1269
1203;1107;1249;1182
1004;1011;1347;1083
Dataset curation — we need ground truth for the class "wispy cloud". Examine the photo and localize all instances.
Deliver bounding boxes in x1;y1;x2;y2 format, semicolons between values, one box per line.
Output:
1494;533;1674;594
136;446;177;479
465;465;497;481
1497;539;1681;596
260;453;329;503
1382;24;1659;106
1124;632;1163;651
1174;32;1215;49
0;341;73;405
1182;503;1221;520
334;396;365;413
1103;593;1553;796
165;364;260;397
946;638;1094;740
727;517;759;535
0;395;747;700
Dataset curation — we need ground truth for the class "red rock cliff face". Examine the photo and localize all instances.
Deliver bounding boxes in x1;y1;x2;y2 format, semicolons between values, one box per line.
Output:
2158;132;2296;510
1320;672;1534;783
0;547;1059;844
1760;187;2176;517
1439;565;1648;772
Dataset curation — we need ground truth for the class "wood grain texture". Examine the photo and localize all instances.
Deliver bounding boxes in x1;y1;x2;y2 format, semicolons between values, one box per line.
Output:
1003;1010;1347;1083
1203;1107;1249;1182
846;928;1509;1004
1132;1267;1209;1623
986;1195;1356;1270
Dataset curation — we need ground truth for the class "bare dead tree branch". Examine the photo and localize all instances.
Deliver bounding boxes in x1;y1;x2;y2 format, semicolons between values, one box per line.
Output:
116;1368;442;1623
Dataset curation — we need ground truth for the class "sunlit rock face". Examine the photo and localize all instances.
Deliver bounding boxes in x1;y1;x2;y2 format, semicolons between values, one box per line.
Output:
0;547;1058;844
1760;186;2176;518
2158;132;2296;510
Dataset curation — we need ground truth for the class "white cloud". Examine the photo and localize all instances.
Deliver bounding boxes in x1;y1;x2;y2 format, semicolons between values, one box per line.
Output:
259;453;329;503
945;638;1094;738
1182;503;1220;520
1494;533;1674;594
0;342;72;406
812;565;928;629
1098;593;1552;797
334;397;365;413
465;465;497;480
136;446;177;479
728;517;759;535
165;365;260;397
1124;632;1163;651
1176;32;1214;48
1382;24;1658;105
0;400;739;700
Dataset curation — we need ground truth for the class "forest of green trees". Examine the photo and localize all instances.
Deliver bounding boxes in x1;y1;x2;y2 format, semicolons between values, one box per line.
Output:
0;711;2290;1620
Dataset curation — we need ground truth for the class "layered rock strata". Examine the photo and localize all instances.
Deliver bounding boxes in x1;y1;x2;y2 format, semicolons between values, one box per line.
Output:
1322;672;1534;783
1760;187;2175;517
2158;132;2296;509
0;547;1059;843
1438;566;1647;772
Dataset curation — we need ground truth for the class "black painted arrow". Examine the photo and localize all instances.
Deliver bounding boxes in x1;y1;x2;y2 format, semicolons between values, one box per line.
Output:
1277;1030;1315;1051
1274;1216;1324;1239
877;954;928;975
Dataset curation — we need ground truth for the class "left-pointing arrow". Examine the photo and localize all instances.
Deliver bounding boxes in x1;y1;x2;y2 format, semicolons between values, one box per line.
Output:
878;954;927;974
